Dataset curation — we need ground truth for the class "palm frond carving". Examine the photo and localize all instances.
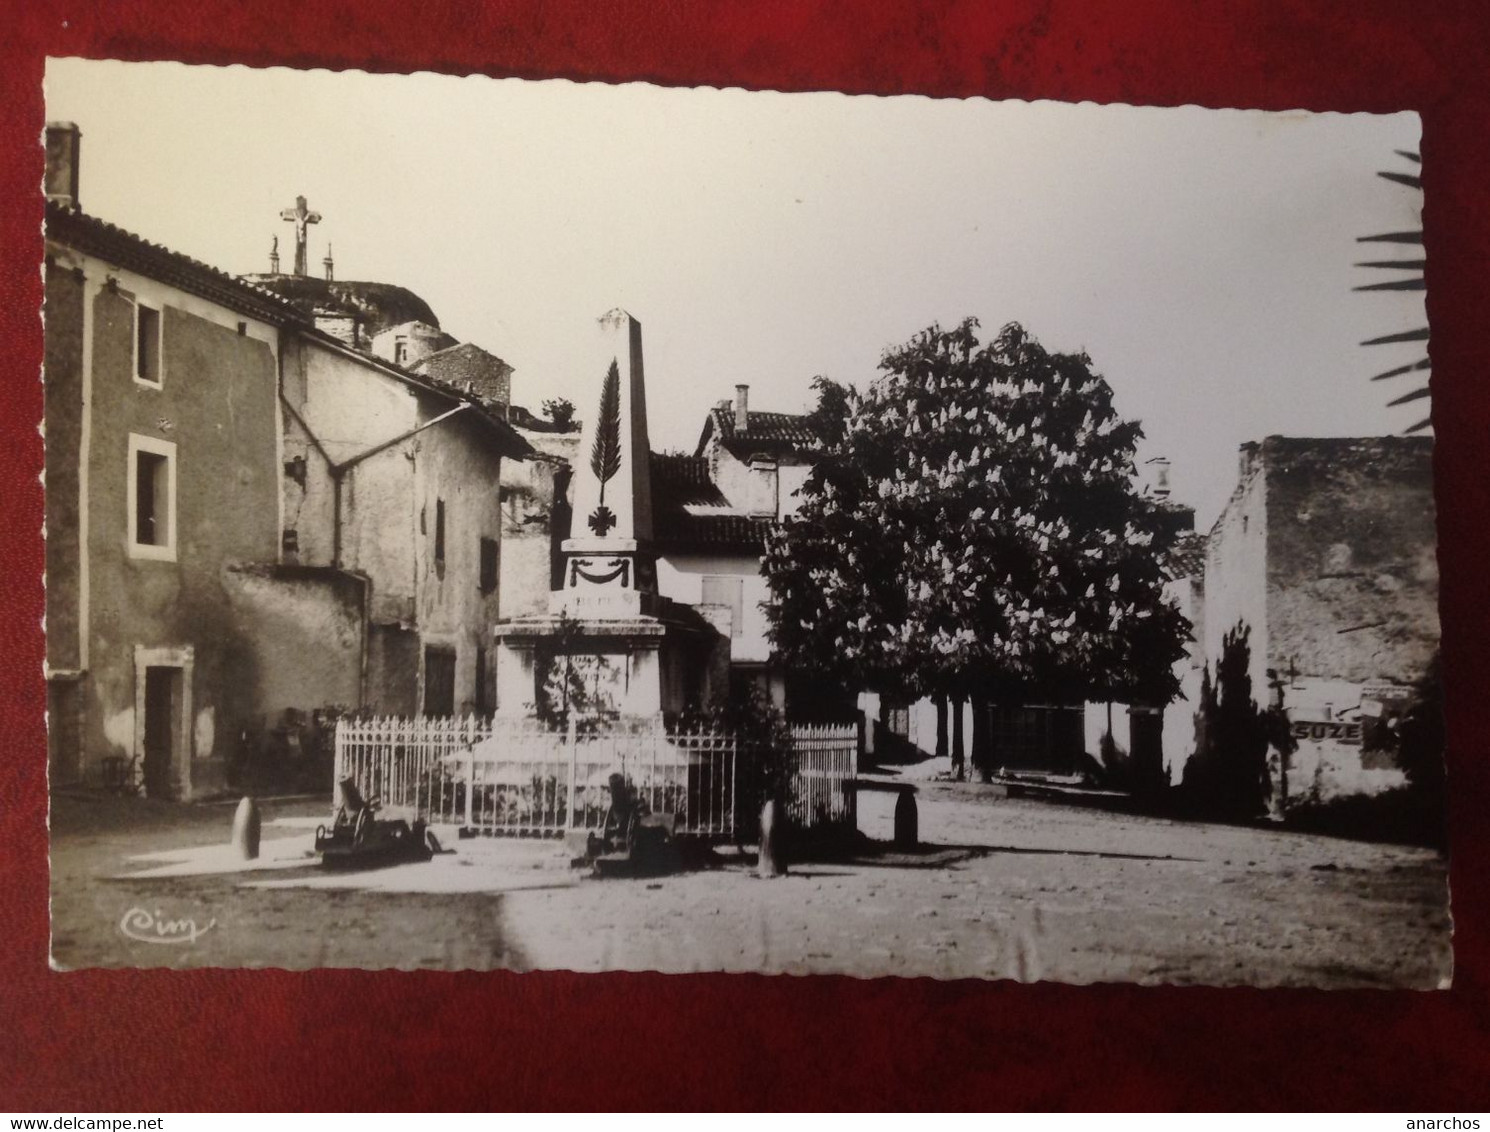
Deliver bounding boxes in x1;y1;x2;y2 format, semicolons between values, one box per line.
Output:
1357;150;1430;433
590;359;623;501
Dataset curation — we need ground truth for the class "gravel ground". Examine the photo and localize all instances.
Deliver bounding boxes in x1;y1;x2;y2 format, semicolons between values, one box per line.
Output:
48;783;1452;986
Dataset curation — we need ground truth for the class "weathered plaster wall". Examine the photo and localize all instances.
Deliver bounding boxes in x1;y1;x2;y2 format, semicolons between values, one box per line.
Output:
498;429;578;620
709;446;813;520
370;319;451;365
44;261;85;675
220;564;365;725
1193;437;1438;804
1263;437;1438;687
280;336;512;718
61;255;282;797
657;552;772;664
408;408;506;716
282;336;424;619
340;451;420;624
44;261;88;784
1202;447;1270;695
779;462;812;518
1261;437;1437;803
1163;574;1206;784
367;624;420;717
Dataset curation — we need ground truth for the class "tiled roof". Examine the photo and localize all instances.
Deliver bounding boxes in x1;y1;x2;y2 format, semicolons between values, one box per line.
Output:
1167;533;1207;579
413;340;512;373
704;405;819;456
45;202;305;327
650;452;773;553
651;453;727;507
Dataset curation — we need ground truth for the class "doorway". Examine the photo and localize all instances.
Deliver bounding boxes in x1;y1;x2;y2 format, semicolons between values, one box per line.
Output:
142;665;182;797
134;646;194;799
423;646;457;718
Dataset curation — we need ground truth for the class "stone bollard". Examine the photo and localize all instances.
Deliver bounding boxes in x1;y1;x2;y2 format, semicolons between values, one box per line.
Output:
757;798;787;878
231;796;261;860
893;790;918;849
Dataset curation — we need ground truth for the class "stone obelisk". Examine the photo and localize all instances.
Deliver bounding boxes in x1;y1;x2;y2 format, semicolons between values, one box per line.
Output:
495;309;686;717
554;309;656;617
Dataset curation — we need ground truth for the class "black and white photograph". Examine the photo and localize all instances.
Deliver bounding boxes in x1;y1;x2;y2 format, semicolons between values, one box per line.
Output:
42;58;1447;987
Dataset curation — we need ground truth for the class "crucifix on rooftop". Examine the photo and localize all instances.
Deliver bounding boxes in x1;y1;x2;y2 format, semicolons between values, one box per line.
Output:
279;195;322;276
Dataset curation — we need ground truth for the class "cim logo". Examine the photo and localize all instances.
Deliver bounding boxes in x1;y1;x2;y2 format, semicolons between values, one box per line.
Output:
119;906;216;945
1290;719;1363;745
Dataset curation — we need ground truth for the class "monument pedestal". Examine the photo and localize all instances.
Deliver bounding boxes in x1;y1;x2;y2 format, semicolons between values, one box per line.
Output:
493;614;668;717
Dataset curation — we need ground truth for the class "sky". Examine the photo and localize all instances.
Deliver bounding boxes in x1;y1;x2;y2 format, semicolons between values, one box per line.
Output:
44;58;1426;527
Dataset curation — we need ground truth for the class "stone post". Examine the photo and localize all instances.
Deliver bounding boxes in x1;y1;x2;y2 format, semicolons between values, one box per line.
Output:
757;798;787;877
893;790;919;849
230;796;261;860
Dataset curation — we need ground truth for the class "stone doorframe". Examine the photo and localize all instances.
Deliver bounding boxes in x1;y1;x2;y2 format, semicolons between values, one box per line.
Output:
133;644;195;801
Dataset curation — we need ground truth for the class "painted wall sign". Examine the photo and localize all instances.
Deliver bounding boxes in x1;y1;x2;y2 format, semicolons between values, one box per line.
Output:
1291;719;1363;744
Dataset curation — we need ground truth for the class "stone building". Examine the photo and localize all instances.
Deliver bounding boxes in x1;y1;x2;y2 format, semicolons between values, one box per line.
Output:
651;384;821;709
42;127;532;797
497;419;579;623
44;129;303;798
410;341;514;407
1187;435;1439;804
250;194;534;720
277;331;532;719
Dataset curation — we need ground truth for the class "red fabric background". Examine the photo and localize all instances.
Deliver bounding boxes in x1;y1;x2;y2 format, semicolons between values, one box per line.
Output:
3;0;1488;1111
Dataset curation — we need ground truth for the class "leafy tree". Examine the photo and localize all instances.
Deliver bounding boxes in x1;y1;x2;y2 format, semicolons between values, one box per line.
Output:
1181;623;1278;819
764;319;1189;775
541;397;578;431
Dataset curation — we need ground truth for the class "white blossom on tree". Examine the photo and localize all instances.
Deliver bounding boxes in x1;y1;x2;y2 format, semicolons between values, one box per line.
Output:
764;319;1190;717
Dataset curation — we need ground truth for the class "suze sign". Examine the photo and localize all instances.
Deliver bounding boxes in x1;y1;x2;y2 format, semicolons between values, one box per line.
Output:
1290;719;1363;745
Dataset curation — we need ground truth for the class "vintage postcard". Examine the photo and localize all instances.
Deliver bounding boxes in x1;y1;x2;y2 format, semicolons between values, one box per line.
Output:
43;59;1446;985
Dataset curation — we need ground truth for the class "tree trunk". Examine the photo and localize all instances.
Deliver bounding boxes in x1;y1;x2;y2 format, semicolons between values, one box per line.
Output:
934;695;948;761
951;697;966;781
971;696;992;783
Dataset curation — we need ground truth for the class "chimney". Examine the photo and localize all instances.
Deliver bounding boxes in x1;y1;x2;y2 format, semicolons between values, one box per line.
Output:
734;384;749;433
323;243;334;281
44;122;81;208
1239;441;1260;480
1146;456;1171;500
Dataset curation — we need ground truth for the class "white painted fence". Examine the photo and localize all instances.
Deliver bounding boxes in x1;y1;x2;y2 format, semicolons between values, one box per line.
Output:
786;722;859;830
333;714;858;840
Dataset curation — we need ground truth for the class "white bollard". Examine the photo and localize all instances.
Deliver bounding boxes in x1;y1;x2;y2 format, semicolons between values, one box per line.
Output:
231;796;261;860
757;798;787;878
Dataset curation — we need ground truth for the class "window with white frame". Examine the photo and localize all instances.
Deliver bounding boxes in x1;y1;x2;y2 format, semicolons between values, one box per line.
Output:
134;302;162;387
127;433;176;560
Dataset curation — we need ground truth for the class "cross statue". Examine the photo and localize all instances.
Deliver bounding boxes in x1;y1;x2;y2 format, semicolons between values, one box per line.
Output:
279;195;322;277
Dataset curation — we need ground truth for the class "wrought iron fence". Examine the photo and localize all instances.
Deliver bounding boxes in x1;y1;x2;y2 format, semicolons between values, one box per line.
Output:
333;714;858;840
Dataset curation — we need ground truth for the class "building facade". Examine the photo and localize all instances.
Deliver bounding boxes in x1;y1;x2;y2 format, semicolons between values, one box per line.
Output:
44;188;298;798
1190;435;1439;804
278;331;531;720
655;384;821;709
44;126;533;797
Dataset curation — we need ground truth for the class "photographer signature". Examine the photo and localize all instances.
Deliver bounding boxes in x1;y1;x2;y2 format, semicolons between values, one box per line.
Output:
119;906;216;945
